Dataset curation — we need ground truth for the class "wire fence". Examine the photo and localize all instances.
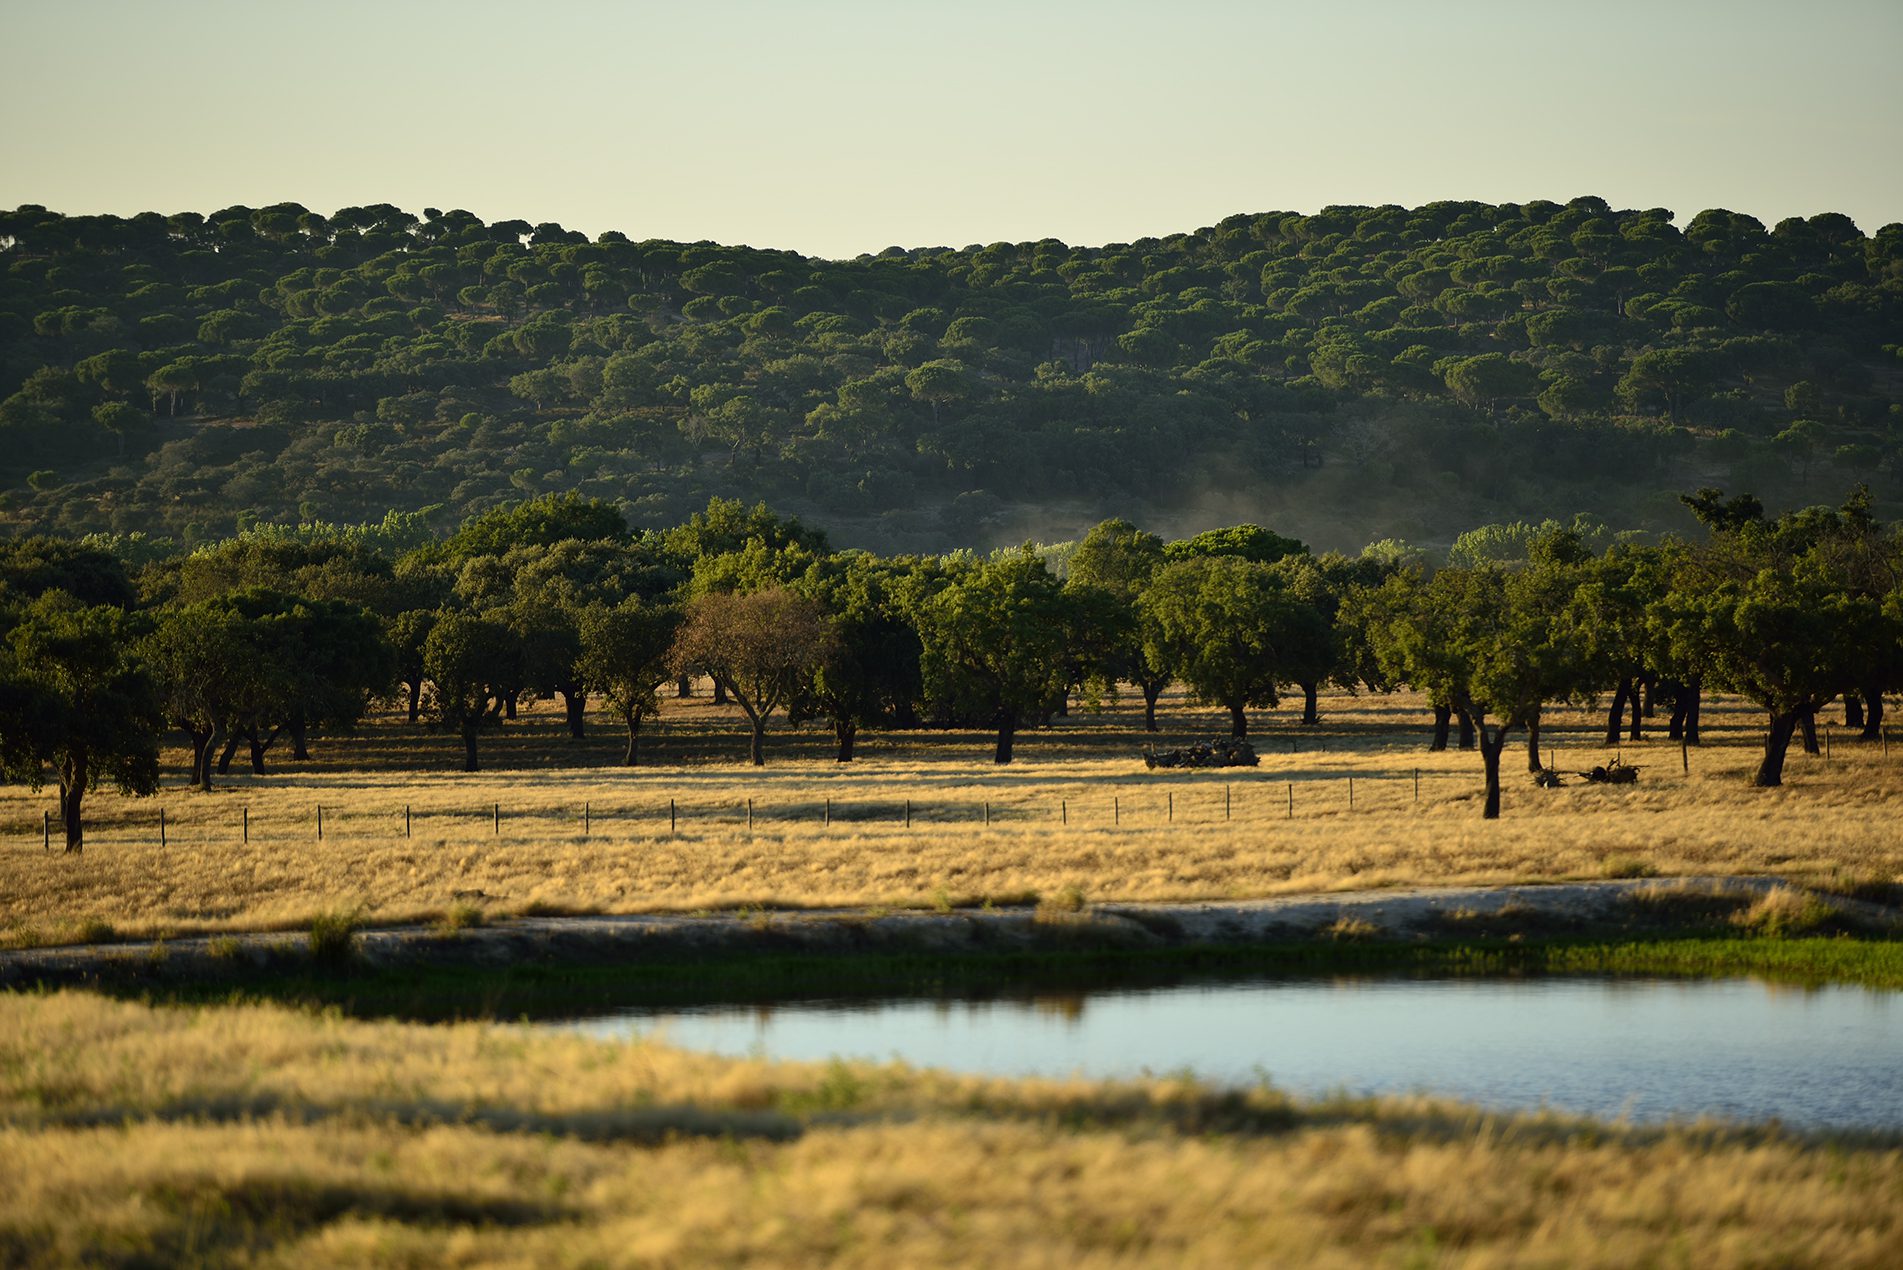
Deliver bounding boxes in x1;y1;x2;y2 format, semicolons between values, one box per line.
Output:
17;725;1890;850
18;774;1480;849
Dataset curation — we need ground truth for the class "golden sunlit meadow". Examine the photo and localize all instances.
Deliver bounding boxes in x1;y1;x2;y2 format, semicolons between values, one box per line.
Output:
2;990;1898;1268
2;685;1898;945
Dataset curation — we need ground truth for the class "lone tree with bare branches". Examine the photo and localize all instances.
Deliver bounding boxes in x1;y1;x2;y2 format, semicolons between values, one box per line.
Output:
672;588;830;765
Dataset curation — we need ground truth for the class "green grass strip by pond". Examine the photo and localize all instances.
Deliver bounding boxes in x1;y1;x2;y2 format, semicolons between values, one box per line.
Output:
117;933;1903;1021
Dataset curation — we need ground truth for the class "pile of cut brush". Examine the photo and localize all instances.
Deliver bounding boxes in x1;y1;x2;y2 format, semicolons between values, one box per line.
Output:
1143;738;1260;769
1580;759;1641;784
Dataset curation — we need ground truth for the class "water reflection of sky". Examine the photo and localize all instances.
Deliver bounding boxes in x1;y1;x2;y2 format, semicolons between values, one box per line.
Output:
557;977;1903;1130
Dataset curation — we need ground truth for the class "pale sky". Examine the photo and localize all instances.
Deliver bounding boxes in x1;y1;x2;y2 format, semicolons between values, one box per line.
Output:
3;0;1898;257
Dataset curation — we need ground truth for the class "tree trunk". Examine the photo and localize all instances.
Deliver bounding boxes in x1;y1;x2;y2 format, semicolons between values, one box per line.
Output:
749;719;766;766
621;705;643;766
835;719;856;762
60;754;86;853
563;689;586;739
461;722;481;773
676;676;692;699
1860;685;1884;742
189;726;216;792
289;712;310;761
712;679;727;706
217;730;241;775
1142;682;1162;733
1604;678;1630;745
1226;702;1248;737
1052;691;1068;718
1756;709;1801;787
1478;723;1511;820
1798;703;1820;755
1456;708;1476;751
1846;694;1865;729
247;732;269;775
1640;676;1656;718
1526;710;1543;773
1430;703;1451;752
407;678;422;723
1627;685;1643;742
994;714;1017;765
1684;678;1702;745
503;692;517;721
1300;682;1319;726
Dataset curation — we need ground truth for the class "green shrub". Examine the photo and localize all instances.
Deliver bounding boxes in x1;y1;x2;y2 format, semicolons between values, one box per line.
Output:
75;918;117;944
309;907;365;967
436;903;486;933
1732;887;1841;939
1036;885;1087;917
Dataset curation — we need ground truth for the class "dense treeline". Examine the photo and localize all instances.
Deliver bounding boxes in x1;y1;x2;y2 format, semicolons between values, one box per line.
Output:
1;490;1898;850
1;199;1899;550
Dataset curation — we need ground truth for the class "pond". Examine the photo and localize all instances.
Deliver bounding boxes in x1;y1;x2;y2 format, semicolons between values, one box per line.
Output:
553;975;1903;1130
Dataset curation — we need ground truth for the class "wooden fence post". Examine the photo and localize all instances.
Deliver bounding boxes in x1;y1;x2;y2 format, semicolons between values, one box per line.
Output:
1225;784;1231;821
1167;792;1173;822
493;803;500;835
1287;783;1293;819
1414;769;1420;802
825;798;831;827
983;801;989;827
1061;799;1067;826
42;809;49;850
316;806;323;841
405;804;411;838
1348;777;1354;809
159;807;165;847
242;807;248;844
584;803;590;837
1113;796;1119;826
746;798;753;831
670;798;676;833
904;799;911;828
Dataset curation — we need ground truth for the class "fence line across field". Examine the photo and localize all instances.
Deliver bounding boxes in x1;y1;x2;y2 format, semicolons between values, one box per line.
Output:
7;780;1602;849
24;728;1889;848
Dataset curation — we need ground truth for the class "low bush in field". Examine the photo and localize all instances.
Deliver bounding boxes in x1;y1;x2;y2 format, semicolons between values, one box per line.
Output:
1732;887;1844;938
308;908;364;967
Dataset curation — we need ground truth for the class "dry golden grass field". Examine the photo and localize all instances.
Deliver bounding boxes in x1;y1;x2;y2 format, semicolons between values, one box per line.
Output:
2;685;1899;945
2;990;1898;1268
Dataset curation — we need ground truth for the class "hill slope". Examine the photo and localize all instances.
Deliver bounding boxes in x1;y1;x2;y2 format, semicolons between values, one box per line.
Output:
1;198;1898;550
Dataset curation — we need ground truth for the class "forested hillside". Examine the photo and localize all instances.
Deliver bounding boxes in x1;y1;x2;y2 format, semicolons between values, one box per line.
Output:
1;198;1898;551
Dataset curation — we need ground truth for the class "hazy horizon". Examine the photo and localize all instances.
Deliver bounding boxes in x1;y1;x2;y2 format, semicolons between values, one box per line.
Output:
3;0;1898;258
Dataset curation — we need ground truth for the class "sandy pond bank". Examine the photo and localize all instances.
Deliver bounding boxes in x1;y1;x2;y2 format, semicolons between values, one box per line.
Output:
3;875;1898;992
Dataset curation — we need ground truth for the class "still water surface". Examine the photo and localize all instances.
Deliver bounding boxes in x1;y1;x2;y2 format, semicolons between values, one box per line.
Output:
555;976;1903;1130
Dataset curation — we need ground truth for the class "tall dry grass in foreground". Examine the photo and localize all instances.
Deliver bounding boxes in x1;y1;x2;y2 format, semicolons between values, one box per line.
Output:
1;687;1899;943
1;991;1897;1268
